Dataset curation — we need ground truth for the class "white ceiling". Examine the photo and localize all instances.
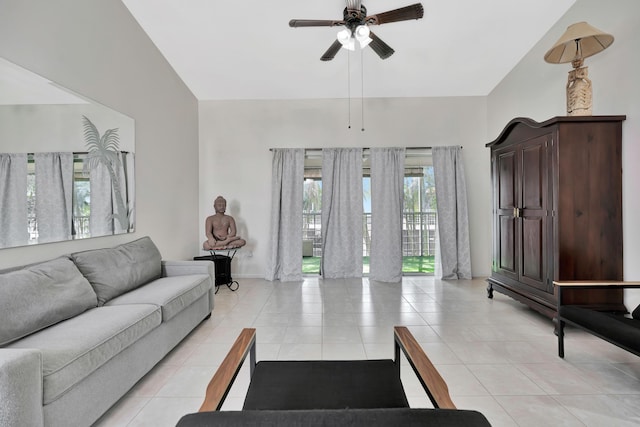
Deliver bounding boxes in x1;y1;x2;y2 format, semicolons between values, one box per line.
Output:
122;0;576;101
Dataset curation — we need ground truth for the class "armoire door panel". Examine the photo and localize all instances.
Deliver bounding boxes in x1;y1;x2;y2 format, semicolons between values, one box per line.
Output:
498;215;517;277
497;151;516;210
520;216;546;290
521;138;546;210
519;136;548;291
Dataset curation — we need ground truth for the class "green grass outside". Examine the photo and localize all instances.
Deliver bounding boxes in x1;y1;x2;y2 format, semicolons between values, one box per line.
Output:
302;256;435;275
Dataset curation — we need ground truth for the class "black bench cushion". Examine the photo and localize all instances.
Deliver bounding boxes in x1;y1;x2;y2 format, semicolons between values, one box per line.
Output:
243;360;409;410
560;306;640;353
176;408;492;427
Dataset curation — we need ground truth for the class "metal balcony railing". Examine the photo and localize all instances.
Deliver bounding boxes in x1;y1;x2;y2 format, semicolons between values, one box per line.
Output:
28;215;91;243
302;211;437;257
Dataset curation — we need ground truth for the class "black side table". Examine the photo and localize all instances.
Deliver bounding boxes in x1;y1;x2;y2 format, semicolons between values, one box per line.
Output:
194;248;240;293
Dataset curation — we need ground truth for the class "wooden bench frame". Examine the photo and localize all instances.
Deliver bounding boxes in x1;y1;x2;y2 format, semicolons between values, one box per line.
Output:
199;326;456;412
554;281;640;358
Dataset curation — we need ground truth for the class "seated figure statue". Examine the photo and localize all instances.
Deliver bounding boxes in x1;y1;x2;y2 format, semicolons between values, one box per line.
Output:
203;196;246;250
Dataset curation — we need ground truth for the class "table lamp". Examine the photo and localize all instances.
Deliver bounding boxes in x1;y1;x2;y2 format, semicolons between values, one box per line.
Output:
544;21;614;116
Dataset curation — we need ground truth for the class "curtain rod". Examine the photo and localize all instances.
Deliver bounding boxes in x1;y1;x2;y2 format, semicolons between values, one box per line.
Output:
25;151;131;155
269;146;462;151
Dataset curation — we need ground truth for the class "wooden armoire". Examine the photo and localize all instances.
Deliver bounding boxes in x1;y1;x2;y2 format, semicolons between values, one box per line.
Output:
486;116;626;318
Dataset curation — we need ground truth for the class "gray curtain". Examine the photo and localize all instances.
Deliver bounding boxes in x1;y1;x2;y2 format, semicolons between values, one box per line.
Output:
123;152;135;232
112;152;129;234
432;146;472;279
89;160;113;236
89;151;133;237
265;148;304;282
369;147;405;282
321;148;363;279
0;153;28;248
34;152;73;243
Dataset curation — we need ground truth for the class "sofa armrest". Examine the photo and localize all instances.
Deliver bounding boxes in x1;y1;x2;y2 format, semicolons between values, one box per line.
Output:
162;260;215;279
0;349;44;427
162;261;216;312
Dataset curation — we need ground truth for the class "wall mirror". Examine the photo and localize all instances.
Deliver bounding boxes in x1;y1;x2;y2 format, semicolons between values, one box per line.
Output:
0;56;135;249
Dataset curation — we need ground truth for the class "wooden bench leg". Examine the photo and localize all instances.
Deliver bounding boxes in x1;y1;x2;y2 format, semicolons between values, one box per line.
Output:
554;317;565;358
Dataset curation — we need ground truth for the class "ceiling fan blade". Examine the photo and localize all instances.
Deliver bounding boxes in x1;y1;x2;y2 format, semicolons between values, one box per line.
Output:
289;19;344;28
366;3;424;25
368;31;394;60
320;40;343;61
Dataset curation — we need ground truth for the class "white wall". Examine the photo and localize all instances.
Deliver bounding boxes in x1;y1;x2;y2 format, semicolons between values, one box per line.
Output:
0;104;135;153
0;0;199;268
6;0;632;289
488;0;640;305
199;0;639;285
199;97;492;278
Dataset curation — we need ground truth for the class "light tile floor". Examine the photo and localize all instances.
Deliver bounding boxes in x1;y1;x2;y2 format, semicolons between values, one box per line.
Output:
94;277;640;426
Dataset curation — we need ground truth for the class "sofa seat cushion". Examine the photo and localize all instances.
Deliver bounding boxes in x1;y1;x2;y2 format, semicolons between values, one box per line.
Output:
560;306;640;353
105;274;211;321
70;236;162;305
7;304;161;405
0;257;97;346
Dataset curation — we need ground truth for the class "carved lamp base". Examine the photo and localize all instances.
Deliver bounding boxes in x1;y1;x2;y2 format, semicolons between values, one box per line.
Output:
566;64;592;116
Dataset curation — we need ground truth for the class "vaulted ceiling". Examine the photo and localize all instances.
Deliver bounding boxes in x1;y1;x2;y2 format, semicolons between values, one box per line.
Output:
122;0;576;100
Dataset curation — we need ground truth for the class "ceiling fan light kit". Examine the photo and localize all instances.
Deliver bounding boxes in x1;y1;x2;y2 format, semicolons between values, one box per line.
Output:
337;28;356;51
355;25;372;48
289;1;424;61
337;25;371;51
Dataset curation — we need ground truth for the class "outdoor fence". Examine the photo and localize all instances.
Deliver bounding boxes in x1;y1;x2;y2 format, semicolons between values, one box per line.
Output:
28;215;91;243
303;211;437;257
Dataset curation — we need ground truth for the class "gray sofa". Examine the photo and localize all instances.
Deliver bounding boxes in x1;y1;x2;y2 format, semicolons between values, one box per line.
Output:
0;236;214;427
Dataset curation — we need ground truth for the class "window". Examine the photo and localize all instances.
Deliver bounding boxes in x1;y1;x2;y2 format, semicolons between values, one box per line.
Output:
27;153;92;243
302;177;322;258
72;154;91;238
401;166;436;274
301;148;436;275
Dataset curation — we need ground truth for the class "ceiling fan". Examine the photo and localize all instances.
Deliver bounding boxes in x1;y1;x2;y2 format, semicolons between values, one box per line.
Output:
289;1;424;61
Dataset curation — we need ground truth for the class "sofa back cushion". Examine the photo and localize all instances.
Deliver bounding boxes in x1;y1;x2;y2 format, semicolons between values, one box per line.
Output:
70;236;162;305
0;257;98;346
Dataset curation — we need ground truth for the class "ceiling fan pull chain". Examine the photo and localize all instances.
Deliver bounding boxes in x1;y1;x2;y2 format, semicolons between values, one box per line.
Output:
348;51;352;129
361;49;365;131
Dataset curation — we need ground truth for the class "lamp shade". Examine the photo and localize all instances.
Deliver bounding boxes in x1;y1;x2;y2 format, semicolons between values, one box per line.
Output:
544;21;614;64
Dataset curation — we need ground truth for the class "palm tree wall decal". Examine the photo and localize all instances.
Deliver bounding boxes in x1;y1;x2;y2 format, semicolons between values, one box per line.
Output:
82;115;130;231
